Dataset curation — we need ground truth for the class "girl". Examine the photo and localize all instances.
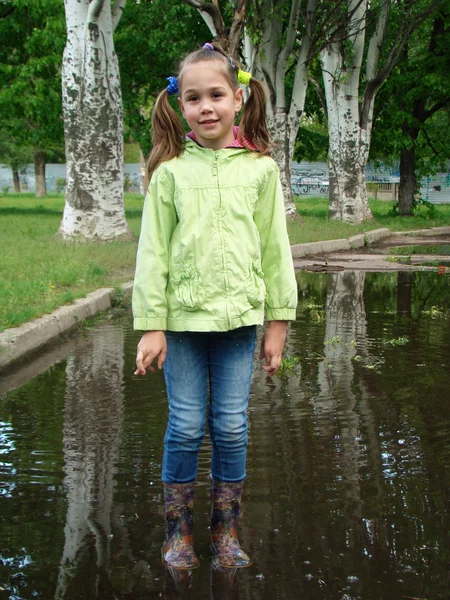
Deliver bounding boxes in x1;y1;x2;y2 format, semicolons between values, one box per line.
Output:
132;42;297;570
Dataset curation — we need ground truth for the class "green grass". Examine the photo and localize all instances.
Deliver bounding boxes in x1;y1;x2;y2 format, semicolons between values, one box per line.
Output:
1;192;450;332
288;197;450;244
0;194;143;332
389;244;450;255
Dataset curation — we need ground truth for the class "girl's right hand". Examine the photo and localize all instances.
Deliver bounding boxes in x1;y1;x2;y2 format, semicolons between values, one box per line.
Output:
135;330;167;375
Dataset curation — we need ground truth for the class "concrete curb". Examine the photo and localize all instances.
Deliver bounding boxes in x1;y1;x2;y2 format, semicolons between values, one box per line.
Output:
0;282;133;374
391;226;450;237
291;228;391;259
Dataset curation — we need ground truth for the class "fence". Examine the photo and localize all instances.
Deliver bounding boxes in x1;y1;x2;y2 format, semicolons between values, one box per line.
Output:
1;161;449;204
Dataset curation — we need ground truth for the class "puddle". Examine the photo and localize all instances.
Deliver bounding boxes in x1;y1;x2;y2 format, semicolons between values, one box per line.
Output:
0;271;449;599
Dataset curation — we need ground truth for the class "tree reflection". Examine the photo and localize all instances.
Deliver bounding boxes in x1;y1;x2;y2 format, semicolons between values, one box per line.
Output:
55;324;152;599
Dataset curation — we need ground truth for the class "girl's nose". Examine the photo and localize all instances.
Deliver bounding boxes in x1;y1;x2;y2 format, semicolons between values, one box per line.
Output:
200;100;212;113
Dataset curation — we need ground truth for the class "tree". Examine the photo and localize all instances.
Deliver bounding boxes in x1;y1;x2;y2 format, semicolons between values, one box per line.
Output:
0;0;65;197
181;0;343;218
319;0;441;223
59;0;131;241
371;3;450;215
115;0;210;158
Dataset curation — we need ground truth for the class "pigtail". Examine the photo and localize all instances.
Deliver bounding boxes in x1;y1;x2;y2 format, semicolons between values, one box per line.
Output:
238;78;271;156
205;42;271;154
145;88;185;188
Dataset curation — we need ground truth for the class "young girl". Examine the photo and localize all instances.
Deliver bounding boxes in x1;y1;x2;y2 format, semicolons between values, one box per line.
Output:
132;42;297;570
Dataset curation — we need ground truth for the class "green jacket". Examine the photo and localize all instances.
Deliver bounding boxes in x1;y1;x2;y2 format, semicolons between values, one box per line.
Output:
132;140;297;332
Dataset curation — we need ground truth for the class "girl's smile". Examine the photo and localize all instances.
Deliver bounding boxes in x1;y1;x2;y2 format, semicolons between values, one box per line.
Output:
178;62;243;150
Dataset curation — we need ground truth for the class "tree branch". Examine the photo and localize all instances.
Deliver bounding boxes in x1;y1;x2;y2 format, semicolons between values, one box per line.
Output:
284;0;302;58
88;0;107;22
112;0;126;31
424;97;450;121
229;0;250;60
361;0;441;130
310;76;328;120
181;0;227;49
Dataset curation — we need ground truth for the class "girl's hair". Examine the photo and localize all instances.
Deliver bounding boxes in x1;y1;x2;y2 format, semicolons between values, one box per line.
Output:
146;42;270;185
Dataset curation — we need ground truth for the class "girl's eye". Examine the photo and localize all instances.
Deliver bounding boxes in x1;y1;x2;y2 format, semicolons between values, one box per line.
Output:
187;95;198;102
212;93;222;98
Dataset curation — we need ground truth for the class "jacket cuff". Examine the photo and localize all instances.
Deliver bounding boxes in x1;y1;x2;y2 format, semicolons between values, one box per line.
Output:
265;308;297;321
133;317;167;331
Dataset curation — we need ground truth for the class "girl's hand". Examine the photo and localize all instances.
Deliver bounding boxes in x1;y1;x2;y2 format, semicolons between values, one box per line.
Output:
135;331;167;375
259;321;288;377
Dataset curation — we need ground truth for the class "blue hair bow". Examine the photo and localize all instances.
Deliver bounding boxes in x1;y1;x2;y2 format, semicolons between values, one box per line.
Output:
166;76;179;95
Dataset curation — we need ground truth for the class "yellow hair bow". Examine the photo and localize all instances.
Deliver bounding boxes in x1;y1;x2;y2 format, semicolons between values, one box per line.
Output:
237;70;252;86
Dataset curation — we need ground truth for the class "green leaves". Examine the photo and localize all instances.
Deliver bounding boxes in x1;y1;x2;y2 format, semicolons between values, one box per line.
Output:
0;0;65;164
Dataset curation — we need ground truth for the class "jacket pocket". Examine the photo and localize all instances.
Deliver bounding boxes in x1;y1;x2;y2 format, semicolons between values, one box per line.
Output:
171;265;205;311
246;262;266;307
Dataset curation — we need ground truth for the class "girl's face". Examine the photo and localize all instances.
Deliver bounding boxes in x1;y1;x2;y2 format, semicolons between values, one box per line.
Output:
178;61;243;150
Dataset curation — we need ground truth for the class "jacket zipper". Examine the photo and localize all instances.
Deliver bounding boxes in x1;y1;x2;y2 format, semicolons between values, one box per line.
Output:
214;152;231;328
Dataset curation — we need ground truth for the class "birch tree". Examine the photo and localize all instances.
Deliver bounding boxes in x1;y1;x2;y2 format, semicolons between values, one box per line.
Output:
59;0;131;241
181;0;322;217
371;3;450;216
247;0;319;217
320;0;440;223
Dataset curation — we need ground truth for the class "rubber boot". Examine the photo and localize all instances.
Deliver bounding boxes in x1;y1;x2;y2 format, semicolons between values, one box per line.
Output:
162;482;200;570
210;479;252;568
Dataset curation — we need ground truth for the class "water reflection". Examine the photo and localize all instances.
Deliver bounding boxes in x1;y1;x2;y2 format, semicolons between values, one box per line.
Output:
55;326;125;598
0;271;449;599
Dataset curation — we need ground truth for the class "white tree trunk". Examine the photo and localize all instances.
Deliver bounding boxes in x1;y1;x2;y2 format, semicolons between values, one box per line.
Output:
322;54;373;223
266;109;303;218
320;0;391;224
59;0;131;241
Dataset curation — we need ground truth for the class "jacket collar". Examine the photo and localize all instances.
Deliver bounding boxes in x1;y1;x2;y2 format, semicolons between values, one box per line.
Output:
186;126;259;151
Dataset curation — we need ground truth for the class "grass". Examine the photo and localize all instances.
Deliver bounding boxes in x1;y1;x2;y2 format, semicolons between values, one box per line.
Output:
288;197;450;244
1;192;450;332
0;194;143;332
389;244;450;255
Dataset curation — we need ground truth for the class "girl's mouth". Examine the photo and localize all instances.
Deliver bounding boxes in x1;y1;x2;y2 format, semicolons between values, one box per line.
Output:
199;120;218;125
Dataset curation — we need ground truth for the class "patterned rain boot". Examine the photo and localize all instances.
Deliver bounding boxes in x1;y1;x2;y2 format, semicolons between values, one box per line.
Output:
162;482;200;570
210;479;252;569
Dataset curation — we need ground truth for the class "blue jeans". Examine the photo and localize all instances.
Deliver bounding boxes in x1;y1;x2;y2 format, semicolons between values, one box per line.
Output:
162;326;257;484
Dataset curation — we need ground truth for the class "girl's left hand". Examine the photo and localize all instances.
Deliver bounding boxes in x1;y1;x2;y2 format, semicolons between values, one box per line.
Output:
259;321;288;377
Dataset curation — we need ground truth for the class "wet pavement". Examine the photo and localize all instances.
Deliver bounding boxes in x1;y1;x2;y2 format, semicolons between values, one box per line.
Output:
1;270;449;599
294;232;450;272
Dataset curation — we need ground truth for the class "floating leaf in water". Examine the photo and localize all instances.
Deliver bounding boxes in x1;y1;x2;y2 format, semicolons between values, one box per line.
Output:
277;356;300;377
383;336;409;346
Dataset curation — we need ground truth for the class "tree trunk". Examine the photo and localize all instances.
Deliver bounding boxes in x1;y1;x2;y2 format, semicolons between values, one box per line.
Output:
59;0;131;241
398;142;417;217
34;151;47;197
321;45;373;224
12;167;20;193
267;109;299;219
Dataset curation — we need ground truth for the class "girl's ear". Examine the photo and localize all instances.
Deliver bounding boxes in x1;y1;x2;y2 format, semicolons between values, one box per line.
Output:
178;97;185;118
234;87;243;113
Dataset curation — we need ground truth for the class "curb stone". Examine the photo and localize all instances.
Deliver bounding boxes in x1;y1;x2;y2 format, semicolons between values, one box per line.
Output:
0;282;133;374
291;228;391;258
